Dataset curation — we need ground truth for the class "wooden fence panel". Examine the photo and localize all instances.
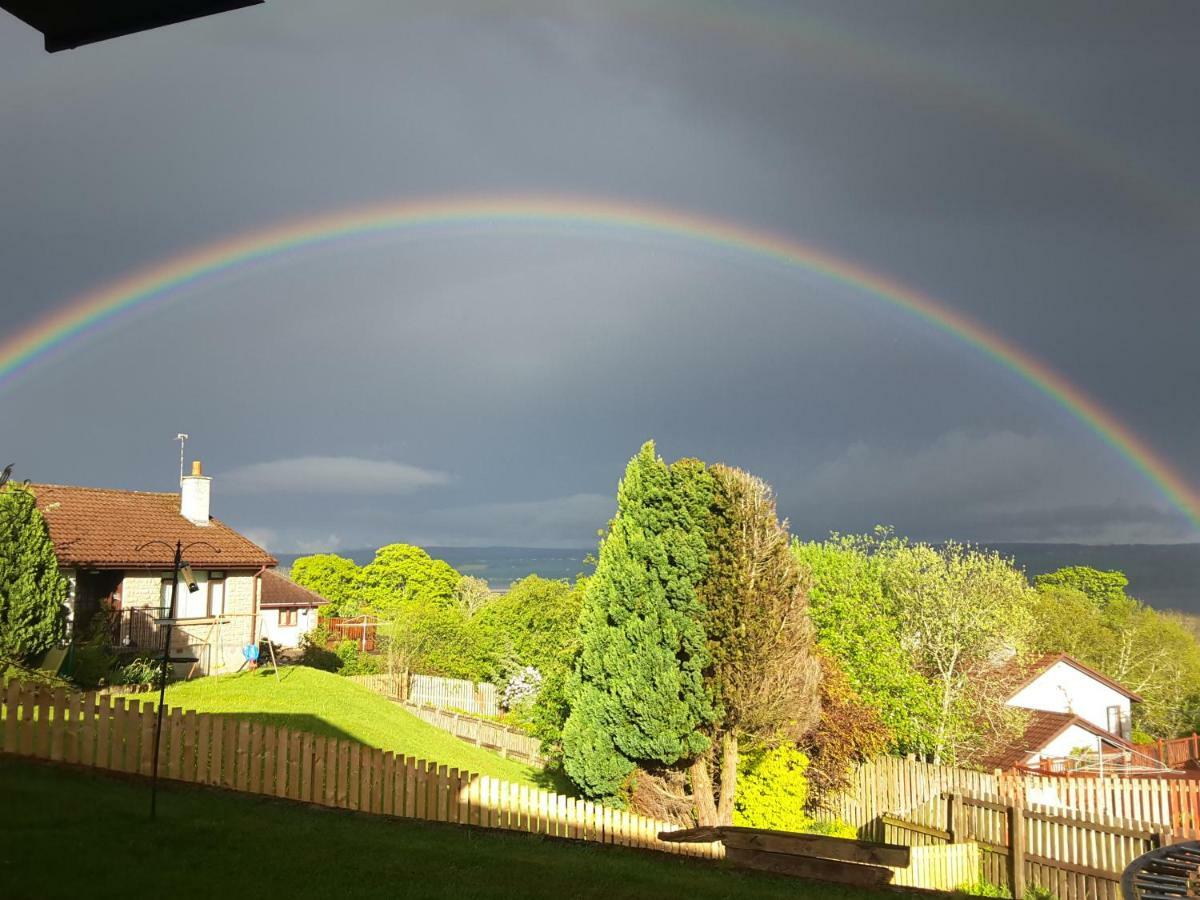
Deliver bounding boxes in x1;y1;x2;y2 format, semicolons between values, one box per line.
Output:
2;680;722;865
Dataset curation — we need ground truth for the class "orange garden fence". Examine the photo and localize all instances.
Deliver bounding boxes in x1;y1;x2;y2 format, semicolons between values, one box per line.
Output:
0;680;719;860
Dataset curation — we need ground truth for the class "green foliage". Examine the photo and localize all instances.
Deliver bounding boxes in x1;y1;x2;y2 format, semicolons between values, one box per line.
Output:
883;540;1035;763
732;744;853;836
792;534;939;755
1031;567;1200;737
455;576;493;618
290;554;362;616
700;466;820;741
956;881;1012;899
563;442;717;799
476;576;583;676
804;652;892;805
383;601;498;681
334;640;383;677
118;656;166;688
733;744;812;830
1035;567;1130;607
360;544;461;614
795;532;1035;764
0;486;68;666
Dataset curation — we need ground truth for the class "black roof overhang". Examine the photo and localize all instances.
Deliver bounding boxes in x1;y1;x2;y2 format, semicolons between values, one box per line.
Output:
1;0;263;52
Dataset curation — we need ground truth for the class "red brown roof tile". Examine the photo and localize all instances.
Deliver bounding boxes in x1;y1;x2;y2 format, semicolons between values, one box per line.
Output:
980;708;1133;771
26;483;276;570
260;569;326;609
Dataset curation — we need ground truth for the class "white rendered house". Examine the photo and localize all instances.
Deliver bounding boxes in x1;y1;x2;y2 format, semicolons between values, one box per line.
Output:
984;653;1141;771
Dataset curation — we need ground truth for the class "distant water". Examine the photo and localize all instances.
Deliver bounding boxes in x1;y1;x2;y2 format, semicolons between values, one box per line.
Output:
275;543;1200;609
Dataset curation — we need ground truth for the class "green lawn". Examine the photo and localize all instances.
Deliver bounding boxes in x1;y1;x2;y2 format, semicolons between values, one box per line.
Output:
0;759;890;900
133;666;545;788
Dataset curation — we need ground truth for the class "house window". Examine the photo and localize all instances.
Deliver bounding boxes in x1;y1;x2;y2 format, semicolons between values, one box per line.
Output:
1107;705;1125;737
162;570;225;619
208;572;226;617
279;609;298;627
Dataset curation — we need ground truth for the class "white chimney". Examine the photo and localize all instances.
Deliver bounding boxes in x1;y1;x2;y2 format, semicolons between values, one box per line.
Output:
180;460;211;525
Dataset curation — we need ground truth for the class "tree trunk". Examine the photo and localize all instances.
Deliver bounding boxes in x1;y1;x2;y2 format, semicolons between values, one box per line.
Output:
689;754;719;826
716;732;739;825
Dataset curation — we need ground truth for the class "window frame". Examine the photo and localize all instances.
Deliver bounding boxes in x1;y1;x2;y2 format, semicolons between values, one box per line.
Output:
279;608;298;627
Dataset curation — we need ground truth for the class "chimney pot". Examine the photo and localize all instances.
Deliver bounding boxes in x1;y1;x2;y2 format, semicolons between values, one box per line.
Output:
180;459;211;525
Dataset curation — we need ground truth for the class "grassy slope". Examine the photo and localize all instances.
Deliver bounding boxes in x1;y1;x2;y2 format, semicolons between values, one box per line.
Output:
136;667;542;788
0;760;889;900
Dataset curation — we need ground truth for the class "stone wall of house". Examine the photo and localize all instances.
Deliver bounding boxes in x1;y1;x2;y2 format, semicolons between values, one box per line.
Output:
120;571;259;677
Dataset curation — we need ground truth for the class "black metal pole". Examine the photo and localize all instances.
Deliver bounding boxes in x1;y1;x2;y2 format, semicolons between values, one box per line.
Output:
149;540;181;820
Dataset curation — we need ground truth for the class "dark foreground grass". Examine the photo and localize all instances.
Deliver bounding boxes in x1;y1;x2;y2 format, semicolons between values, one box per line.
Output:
0;758;890;900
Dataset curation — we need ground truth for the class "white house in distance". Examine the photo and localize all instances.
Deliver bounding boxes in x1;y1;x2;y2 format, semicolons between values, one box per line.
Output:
30;461;276;677
983;652;1141;772
259;569;325;648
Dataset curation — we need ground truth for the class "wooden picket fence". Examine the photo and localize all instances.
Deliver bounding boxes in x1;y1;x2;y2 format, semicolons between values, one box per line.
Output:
820;756;1200;836
349;673;500;718
816;756;1186;899
0;681;719;860
402;703;544;766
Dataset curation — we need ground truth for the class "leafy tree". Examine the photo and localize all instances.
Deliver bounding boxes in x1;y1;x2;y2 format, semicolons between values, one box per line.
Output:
454;576;493;619
1031;567;1200;737
359;544;461;614
474;576;587;764
289;554;362;616
562;442;716;800
691;465;820;825
1035;567;1131;608
380;600;498;682
882;541;1035;763
792;534;939;755
0;486;68;665
475;575;583;676
804;652;892;806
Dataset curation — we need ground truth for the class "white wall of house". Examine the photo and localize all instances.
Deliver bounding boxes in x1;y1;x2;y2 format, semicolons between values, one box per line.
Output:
1007;661;1132;734
121;570;259;676
1027;723;1108;765
261;606;316;648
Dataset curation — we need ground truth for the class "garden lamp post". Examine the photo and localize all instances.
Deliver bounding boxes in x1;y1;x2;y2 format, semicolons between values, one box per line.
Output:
136;538;219;819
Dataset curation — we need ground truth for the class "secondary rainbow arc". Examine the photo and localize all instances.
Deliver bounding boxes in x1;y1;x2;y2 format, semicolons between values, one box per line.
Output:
2;194;1196;530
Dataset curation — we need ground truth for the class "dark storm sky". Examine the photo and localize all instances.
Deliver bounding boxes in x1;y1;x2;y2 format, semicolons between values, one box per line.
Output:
1;1;1197;552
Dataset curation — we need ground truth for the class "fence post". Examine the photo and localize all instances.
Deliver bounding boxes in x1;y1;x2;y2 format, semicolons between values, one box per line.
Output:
947;792;963;843
1009;795;1026;900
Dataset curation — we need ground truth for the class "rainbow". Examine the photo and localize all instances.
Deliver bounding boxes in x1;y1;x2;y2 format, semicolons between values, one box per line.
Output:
3;194;1197;529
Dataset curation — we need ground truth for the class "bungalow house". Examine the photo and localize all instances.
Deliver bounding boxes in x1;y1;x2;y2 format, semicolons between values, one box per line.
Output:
983;652;1141;771
259;569;325;648
30;461;276;677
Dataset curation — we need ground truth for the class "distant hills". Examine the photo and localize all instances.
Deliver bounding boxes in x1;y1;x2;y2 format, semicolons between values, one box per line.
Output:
275;543;1200;613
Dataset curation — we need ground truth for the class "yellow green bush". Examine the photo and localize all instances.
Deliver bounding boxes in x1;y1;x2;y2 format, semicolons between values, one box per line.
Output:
733;744;855;837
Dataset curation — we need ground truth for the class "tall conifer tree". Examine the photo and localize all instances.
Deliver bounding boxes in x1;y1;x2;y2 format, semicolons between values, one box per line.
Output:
0;487;67;664
562;442;716;799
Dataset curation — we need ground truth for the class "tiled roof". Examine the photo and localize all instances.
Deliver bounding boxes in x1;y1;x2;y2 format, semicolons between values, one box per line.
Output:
980;708;1133;771
260;569;326;609
26;483;276;570
1002;652;1143;703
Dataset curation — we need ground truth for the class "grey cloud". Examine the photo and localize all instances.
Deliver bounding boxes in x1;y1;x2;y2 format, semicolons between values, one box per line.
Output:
220;457;452;496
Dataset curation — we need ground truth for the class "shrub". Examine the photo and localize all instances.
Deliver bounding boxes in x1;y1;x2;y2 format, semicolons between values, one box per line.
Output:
118;657;166;689
732;743;854;836
500;665;542;711
298;627;341;672
734;744;813;831
334;640;382;676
